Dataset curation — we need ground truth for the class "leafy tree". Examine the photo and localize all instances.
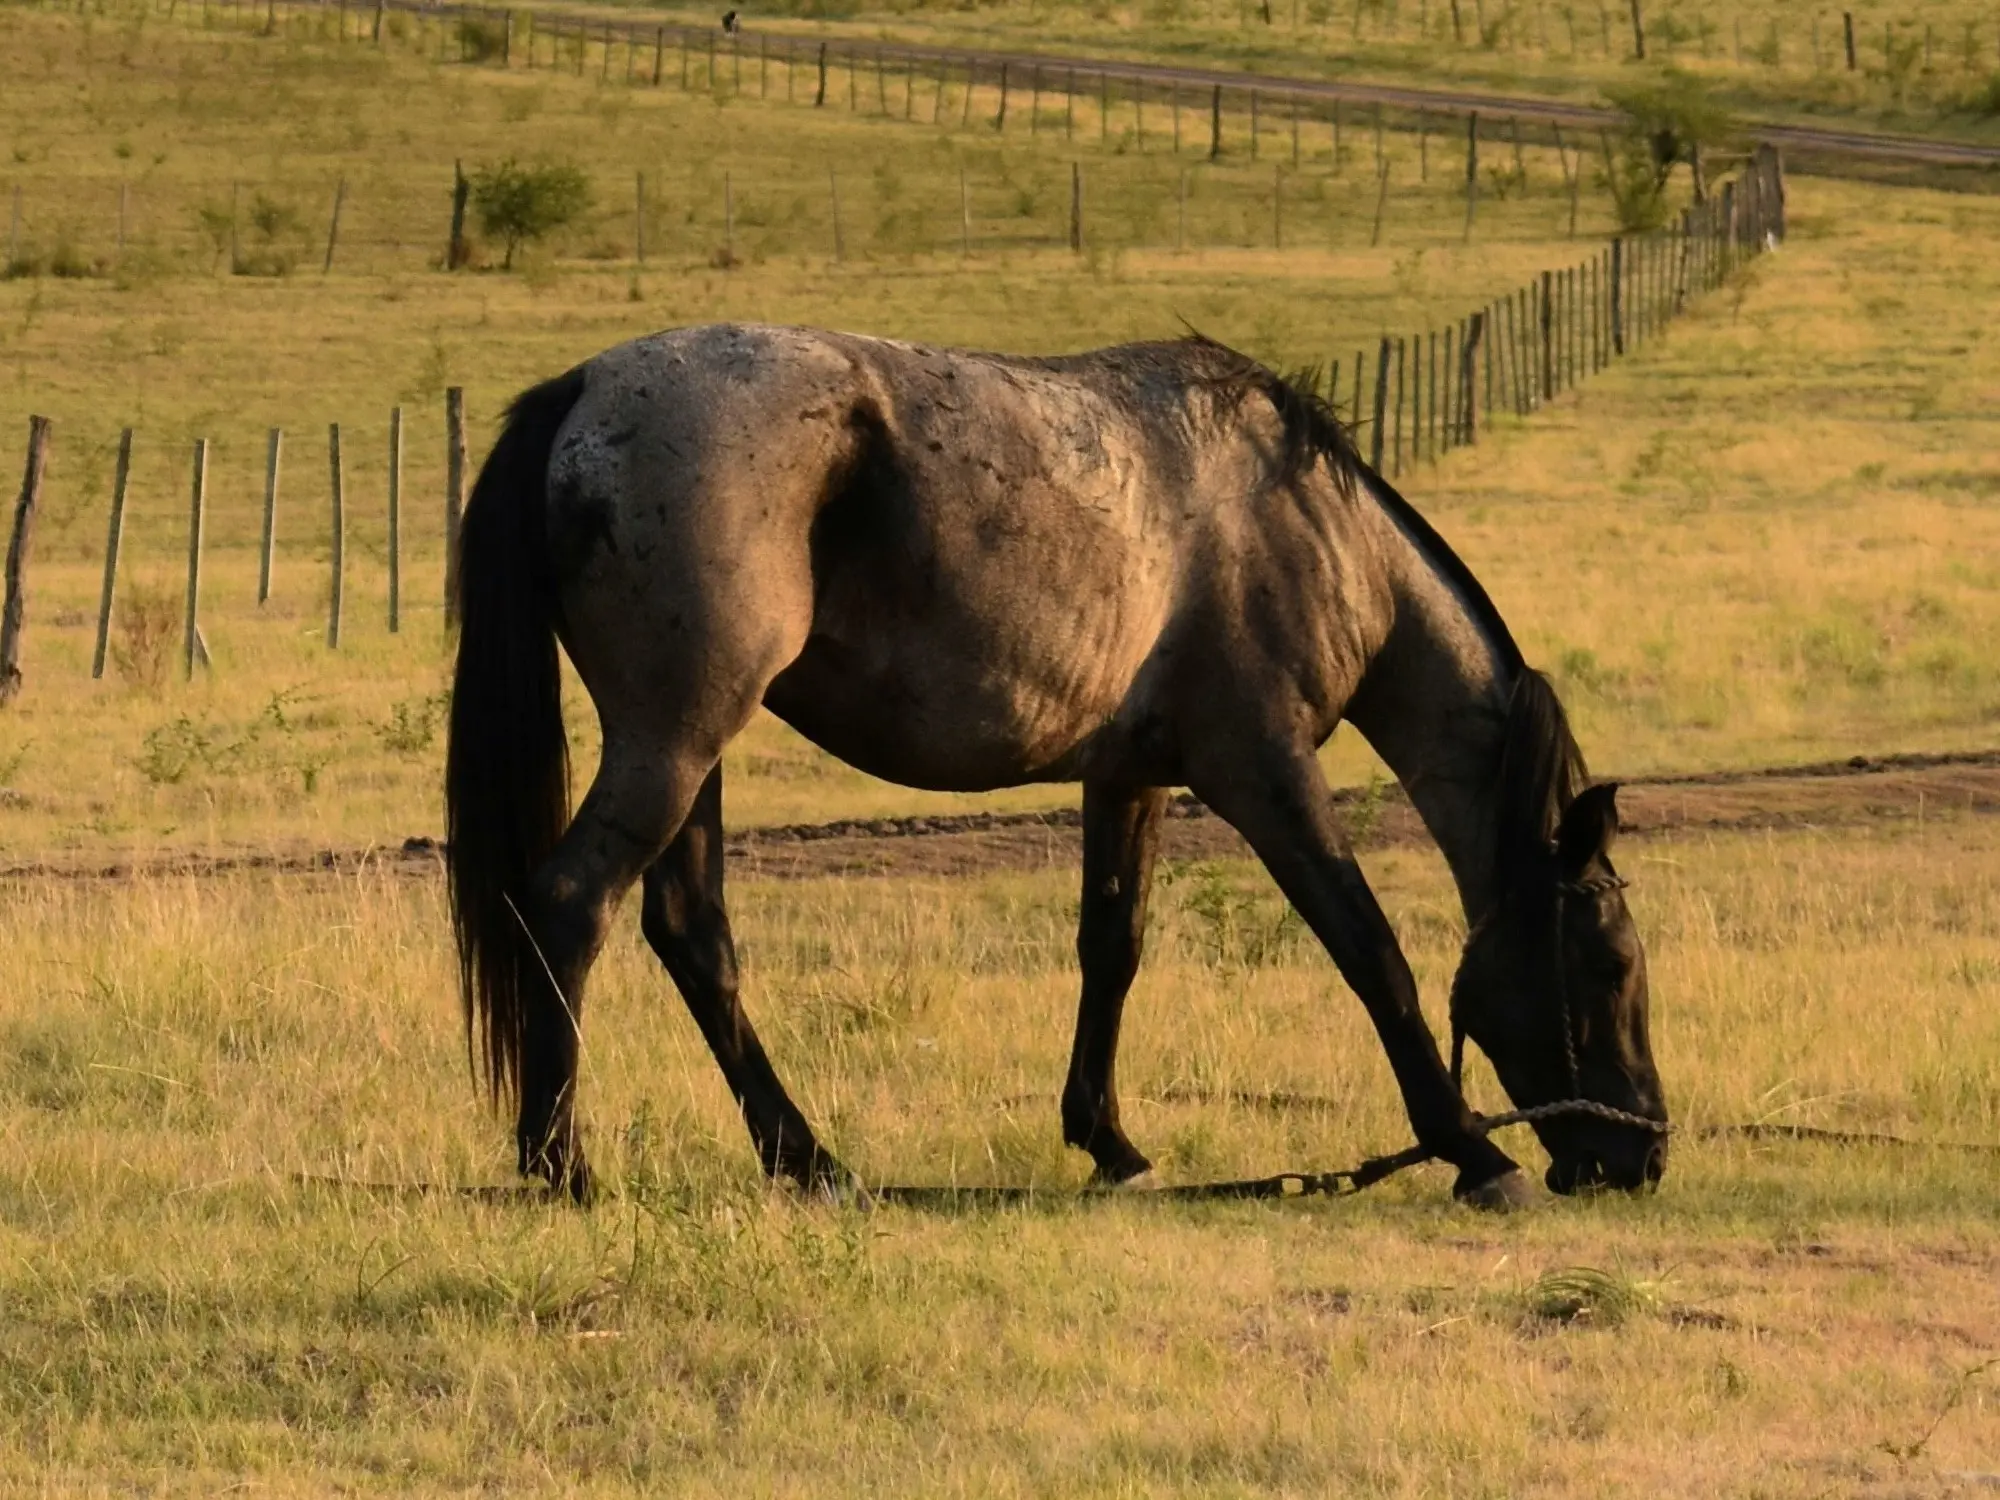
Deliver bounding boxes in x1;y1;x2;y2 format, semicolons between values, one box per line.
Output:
468;159;592;270
1599;71;1736;233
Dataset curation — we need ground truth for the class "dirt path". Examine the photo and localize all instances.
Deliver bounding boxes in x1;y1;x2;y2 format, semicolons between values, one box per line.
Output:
6;750;1996;886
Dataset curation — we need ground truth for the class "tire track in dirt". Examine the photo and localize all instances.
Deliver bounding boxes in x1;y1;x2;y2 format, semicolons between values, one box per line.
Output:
5;750;1996;885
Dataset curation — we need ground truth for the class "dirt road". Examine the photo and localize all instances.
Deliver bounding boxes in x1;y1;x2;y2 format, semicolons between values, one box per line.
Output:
7;749;1994;886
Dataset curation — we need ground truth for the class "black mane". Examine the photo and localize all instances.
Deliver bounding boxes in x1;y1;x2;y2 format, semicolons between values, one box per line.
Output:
1247;344;1590;876
1179;334;1366;500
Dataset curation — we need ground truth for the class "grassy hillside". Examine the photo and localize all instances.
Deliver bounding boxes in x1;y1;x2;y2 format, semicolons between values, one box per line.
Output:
1;3;1996;860
674;0;2000;146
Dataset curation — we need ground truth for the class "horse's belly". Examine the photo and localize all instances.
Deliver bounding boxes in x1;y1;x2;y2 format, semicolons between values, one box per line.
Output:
763;574;1164;792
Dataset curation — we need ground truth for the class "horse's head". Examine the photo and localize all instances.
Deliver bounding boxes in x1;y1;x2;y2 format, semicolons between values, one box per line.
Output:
1450;783;1668;1194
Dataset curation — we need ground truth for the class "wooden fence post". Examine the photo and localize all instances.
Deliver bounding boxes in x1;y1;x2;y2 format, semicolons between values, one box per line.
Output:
1391;337;1406;477
183;439;207;680
1842;10;1856;69
387;406;403;633
1462;111;1479;241
323;177;346;274
1428;327;1441;459
327;424;345;649
448;160;469;269
959;165;971;256
444;388;466;628
635;169;646;265
0;416;50;708
1209;84;1222;160
258;427;282;604
995;61;1008;129
1629;0;1644;57
92;428;133;680
1540;268;1554;401
1069;162;1083;252
829;170;844;260
815;41;827;105
1461;312;1483;444
1610;236;1625;355
1369;337;1391;472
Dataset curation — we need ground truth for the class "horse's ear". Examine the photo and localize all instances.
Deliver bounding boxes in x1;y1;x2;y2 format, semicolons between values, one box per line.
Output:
1555;782;1620;875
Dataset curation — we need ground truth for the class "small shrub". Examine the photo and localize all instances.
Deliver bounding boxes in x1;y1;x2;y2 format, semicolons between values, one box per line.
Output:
377;691;448;755
137;716;211;786
1968;71;2000;119
457;15;508;62
1600;71;1736;233
110;583;178;692
194;200;235;272
1521;1266;1663;1327
46;237;104;279
468;158;591;269
1483;160;1528;201
236;192;302;277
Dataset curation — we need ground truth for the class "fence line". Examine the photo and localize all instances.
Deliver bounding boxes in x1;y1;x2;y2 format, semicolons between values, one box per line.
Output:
0;151;1782;699
3;0;1815;277
61;0;1992;165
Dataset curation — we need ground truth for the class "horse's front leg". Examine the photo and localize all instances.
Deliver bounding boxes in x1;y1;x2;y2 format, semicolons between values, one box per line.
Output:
1062;782;1169;1184
1188;742;1532;1208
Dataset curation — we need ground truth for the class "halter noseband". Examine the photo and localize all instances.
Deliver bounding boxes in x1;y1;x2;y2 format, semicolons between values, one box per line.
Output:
1447;867;1630;1097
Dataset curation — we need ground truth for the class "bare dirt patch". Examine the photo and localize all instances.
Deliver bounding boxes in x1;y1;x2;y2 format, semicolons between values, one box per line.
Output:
6;750;1996;885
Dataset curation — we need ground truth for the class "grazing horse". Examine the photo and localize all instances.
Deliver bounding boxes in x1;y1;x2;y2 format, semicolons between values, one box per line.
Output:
446;326;1668;1208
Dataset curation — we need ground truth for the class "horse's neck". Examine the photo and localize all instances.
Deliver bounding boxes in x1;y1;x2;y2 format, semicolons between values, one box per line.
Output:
1342;506;1515;928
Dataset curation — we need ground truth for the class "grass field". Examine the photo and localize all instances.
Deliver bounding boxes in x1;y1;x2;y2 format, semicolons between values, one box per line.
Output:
2;5;1998;859
3;814;1997;1492
2;12;1998;1490
665;0;2000;146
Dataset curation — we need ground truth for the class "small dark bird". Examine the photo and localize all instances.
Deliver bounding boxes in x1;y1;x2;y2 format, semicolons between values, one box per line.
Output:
721;9;740;33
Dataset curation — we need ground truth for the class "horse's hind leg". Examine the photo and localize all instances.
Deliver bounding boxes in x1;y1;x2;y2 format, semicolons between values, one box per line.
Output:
640;765;847;1193
517;750;708;1200
1062;782;1169;1185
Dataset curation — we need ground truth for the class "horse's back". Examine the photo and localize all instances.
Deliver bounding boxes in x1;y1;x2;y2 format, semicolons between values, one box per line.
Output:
546;324;1339;792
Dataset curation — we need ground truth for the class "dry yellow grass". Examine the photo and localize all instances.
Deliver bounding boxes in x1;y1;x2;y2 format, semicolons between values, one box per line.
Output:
2;15;1998;1492
1;8;1996;860
3;816;1996;1493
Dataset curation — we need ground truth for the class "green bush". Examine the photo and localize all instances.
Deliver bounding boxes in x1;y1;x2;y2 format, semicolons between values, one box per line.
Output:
456;15;508;62
1599;71;1736;233
468;158;592;269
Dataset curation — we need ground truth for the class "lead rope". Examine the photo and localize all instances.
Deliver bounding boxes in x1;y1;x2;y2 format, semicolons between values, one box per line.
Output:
864;1095;1673;1207
878;873;1672;1206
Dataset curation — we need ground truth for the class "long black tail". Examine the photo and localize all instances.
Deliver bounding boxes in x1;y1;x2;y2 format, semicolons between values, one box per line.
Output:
445;368;587;1113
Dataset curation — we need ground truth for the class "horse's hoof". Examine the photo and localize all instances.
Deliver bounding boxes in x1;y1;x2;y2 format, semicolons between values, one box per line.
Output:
1092;1167;1164;1192
522;1149;593;1205
814;1173;874;1211
1453;1168;1537;1213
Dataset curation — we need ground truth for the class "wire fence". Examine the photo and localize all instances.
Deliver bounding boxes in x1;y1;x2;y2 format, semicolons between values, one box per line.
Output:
0;148;1784;702
3;0;1719;280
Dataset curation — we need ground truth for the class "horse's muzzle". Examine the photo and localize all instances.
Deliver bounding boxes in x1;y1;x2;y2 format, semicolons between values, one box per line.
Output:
1545;1136;1667;1195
